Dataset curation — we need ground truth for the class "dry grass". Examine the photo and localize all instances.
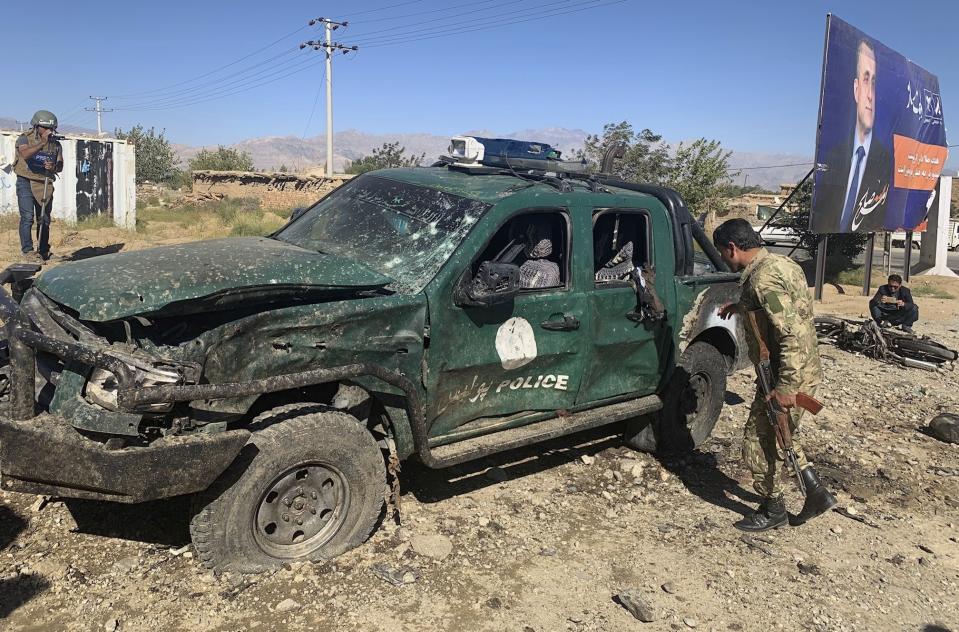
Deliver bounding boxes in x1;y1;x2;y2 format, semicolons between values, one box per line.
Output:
136;197;291;239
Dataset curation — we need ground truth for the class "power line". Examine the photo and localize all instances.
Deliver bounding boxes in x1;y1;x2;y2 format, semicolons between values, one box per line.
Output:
359;0;625;48
727;161;814;171
302;67;327;138
110;24;309;99
349;0;532;41
351;0;601;45
349;0;514;26
112;49;306;110
113;58;322;112
331;0;425;19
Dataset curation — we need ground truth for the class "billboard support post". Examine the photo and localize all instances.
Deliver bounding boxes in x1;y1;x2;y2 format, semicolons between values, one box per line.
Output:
882;233;891;276
814;234;829;301
862;233;875;296
903;232;914;282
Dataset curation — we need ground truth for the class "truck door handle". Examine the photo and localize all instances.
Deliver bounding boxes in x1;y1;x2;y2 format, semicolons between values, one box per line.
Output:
541;315;580;331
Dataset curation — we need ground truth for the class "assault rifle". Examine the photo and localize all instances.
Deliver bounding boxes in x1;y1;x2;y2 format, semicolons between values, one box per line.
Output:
746;310;823;496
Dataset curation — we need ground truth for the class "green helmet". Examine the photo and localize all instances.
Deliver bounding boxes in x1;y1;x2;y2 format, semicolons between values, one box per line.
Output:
30;110;58;128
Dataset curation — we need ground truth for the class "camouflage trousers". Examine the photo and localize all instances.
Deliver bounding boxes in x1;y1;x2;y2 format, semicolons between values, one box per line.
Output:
742;386;816;499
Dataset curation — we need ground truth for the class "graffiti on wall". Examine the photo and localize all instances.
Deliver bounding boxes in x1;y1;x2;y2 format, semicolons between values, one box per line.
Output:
76;140;113;220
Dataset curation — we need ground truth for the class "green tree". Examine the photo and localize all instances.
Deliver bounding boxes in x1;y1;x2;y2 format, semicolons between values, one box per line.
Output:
575;121;671;184
115;125;178;184
189;145;255;172
346;142;426;175
278;164;289;173
578;122;735;215
665;138;735;213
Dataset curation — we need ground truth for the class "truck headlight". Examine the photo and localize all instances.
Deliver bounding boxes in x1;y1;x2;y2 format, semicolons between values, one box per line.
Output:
85;363;182;413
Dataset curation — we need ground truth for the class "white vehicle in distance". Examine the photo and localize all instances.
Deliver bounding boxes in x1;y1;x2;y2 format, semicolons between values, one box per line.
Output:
753;223;800;247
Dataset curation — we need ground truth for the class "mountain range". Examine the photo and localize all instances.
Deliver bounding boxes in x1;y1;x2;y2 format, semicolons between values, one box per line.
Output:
4;117;956;191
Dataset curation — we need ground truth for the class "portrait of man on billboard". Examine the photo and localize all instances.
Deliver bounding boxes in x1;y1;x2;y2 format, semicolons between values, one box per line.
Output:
812;38;893;234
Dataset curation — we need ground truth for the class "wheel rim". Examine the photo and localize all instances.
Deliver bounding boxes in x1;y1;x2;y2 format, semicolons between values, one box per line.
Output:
252;462;351;559
682;371;711;423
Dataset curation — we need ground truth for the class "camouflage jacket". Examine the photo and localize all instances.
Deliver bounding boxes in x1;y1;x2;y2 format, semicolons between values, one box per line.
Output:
739;248;822;395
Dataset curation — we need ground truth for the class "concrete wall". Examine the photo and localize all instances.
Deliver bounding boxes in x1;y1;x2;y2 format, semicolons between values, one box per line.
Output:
0;131;136;228
192;171;351;210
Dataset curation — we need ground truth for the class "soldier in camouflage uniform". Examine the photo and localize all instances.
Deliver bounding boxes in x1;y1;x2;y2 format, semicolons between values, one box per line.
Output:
713;219;837;531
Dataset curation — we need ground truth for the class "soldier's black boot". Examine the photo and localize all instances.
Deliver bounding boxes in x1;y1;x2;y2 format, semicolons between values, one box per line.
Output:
793;467;837;525
734;495;787;532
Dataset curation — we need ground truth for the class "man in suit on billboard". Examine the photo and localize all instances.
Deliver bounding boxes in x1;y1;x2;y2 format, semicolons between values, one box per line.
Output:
812;39;892;234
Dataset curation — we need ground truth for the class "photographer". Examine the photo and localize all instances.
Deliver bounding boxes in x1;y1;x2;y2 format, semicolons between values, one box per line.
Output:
13;110;63;263
870;274;919;333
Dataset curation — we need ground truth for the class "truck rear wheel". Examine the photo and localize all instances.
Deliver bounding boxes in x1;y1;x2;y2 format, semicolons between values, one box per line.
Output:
625;341;726;453
190;406;386;573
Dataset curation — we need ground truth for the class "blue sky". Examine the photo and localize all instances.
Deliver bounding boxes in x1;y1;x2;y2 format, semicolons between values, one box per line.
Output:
6;0;956;159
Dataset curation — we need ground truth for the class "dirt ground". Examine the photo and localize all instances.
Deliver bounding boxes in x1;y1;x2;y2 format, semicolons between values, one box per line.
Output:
1;223;957;631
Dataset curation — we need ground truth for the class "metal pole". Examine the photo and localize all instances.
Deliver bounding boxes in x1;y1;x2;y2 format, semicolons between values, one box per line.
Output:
882;232;891;276
814;234;829;301
862;232;875;296
903;231;913;282
325;21;334;178
759;167;816;234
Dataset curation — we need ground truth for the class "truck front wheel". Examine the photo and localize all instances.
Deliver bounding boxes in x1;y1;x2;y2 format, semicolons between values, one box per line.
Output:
625;341;726;453
190;406;387;573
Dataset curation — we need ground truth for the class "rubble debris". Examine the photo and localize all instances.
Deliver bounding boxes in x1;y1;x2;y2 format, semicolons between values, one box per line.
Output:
615;590;657;622
928;413;959;444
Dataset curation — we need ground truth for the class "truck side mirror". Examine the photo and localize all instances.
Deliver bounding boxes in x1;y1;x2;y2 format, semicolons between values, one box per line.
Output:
454;261;520;308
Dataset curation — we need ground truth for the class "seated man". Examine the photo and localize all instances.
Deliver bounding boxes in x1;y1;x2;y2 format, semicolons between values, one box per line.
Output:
518;219;560;289
870;274;919;333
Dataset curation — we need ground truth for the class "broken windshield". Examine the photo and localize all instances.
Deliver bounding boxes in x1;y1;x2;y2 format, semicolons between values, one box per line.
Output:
275;174;489;293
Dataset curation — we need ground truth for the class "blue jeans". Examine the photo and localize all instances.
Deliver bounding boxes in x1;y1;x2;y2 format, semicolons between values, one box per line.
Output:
16;176;50;254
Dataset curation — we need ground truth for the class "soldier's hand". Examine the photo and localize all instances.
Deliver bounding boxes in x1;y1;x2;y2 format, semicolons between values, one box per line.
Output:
767;390;796;409
718;302;739;319
43;159;54;171
896;300;904;307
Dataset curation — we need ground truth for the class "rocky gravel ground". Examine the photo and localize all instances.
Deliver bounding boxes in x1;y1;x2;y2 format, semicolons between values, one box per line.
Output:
1;295;957;631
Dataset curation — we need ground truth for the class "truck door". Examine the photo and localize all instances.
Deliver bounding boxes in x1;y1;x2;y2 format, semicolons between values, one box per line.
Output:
425;207;588;437
577;208;666;404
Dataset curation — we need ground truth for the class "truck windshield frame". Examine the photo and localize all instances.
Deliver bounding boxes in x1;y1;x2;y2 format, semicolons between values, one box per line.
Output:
275;174;491;294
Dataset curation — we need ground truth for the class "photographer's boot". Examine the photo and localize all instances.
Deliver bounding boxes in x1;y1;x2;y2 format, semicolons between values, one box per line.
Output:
793;467;837;525
734;495;787;532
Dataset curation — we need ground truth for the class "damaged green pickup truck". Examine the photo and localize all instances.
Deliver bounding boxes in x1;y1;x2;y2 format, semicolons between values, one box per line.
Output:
0;156;744;572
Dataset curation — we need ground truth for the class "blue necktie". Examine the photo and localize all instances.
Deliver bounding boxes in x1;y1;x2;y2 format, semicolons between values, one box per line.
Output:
840;146;866;233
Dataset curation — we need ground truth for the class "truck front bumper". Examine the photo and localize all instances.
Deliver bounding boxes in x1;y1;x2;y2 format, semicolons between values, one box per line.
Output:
0;414;249;503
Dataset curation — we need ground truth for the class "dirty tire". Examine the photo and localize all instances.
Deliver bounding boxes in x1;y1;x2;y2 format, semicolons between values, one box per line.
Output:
891;337;958;363
189;406;386;574
625;342;726;453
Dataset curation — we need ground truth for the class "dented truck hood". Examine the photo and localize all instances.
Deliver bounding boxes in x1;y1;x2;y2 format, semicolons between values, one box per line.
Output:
34;237;393;322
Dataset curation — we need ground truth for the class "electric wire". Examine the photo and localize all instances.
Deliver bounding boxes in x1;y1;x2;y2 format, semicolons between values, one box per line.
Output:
110;24;309;99
359;0;625;48
113;58;322;112
348;0;520;34
112;48;305;110
347;0;505;24
330;0;425;19
350;0;602;45
302;67;327;138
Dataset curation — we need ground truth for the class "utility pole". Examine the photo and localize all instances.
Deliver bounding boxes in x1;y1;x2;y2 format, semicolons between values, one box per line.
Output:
86;96;113;137
302;18;357;177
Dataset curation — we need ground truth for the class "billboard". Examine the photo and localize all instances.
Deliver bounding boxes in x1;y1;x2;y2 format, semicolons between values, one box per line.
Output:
810;15;947;234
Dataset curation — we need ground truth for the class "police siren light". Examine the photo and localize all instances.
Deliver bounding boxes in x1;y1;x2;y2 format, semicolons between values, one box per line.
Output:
446;136;588;174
